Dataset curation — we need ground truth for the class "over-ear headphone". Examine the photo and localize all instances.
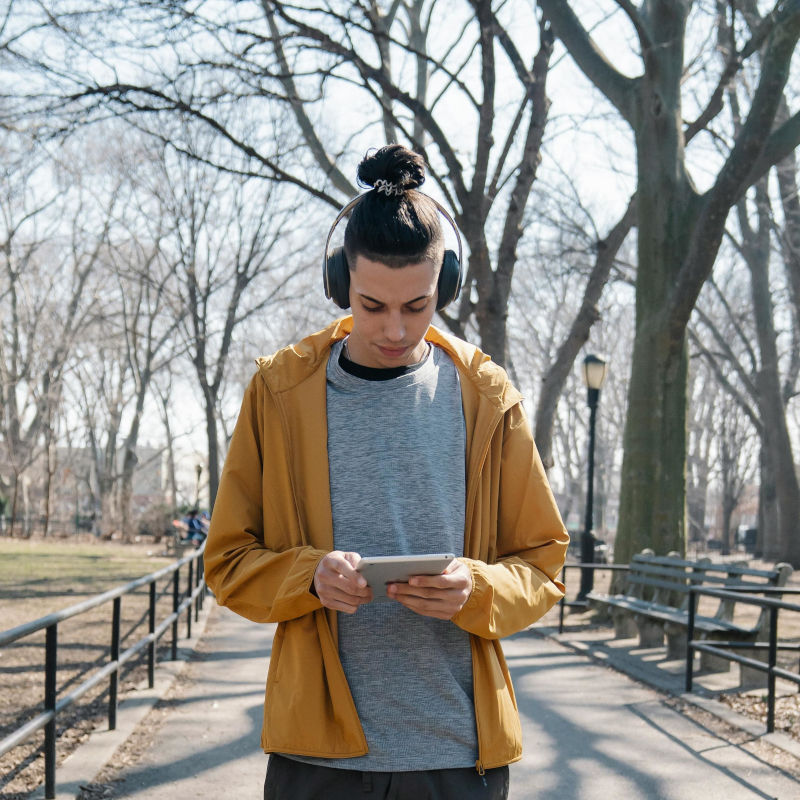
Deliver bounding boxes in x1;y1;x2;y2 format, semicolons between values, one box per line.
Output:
322;193;463;311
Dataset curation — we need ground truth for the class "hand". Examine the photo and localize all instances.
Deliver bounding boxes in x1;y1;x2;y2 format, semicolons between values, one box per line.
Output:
387;559;472;620
313;551;373;614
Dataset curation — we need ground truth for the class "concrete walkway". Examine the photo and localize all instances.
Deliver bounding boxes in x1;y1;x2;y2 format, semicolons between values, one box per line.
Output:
69;604;800;799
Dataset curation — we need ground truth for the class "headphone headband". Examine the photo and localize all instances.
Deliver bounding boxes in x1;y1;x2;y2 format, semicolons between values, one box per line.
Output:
322;190;463;302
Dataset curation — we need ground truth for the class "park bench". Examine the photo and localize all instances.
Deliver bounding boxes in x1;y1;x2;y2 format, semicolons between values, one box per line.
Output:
586;552;793;664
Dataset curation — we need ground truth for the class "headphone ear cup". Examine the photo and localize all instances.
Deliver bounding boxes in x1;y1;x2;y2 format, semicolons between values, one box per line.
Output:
324;247;351;309
436;249;462;310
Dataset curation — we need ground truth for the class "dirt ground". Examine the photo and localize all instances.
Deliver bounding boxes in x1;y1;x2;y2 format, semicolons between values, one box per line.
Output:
0;537;179;800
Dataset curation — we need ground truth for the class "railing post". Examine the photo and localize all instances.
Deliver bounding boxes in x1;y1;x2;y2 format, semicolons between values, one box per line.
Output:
44;623;57;800
109;597;121;730
148;580;156;688
198;551;205;610
559;566;567;634
195;551;202;620
685;588;696;693
767;605;778;733
187;559;194;639
172;567;180;661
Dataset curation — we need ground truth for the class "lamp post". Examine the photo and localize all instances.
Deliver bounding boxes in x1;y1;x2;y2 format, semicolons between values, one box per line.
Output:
578;354;608;601
195;464;203;509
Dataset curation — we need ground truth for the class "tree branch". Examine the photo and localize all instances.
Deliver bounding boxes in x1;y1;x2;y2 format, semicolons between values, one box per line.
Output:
63;83;343;208
669;1;800;336
261;0;356;197
538;0;637;125
613;0;655;54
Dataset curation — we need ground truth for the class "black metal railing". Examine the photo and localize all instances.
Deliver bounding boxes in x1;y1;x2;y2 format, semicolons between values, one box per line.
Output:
685;585;800;733
0;543;207;799
557;561;629;633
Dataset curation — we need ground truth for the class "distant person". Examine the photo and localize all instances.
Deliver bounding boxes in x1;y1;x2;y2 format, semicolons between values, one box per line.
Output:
205;144;569;800
183;509;206;546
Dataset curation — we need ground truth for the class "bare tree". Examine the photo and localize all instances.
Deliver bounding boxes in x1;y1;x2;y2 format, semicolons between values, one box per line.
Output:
539;0;800;564
0;140;111;534
149;136;309;504
10;0;561;367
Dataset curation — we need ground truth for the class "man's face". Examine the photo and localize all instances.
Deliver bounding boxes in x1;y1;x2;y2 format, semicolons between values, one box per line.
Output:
346;255;439;369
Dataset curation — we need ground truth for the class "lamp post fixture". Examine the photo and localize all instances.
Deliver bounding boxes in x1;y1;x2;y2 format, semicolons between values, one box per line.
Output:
578;354;608;601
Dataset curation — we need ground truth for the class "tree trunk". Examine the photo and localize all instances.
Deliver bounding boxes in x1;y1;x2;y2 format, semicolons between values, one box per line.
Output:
686;453;709;547
743;184;800;565
9;474;20;537
616;328;689;564
203;387;220;508
42;434;56;538
615;6;693;563
758;445;778;558
159;389;179;512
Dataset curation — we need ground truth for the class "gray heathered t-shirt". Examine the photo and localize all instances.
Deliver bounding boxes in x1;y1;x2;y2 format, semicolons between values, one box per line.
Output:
292;339;477;771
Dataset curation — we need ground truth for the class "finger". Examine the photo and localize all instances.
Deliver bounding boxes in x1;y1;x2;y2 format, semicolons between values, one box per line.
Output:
323;551;362;578
318;575;371;600
390;582;440;600
342;551;362;570
407;574;450;589
320;597;361;614
319;554;368;590
393;594;455;620
318;585;373;610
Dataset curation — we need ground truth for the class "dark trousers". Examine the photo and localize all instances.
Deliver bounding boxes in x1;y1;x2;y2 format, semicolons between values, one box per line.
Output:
264;754;510;800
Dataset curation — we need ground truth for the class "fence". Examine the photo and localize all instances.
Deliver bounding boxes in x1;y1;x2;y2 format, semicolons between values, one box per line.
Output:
0;544;207;799
685;585;800;733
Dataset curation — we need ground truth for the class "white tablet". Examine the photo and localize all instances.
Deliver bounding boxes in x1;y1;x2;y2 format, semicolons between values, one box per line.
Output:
356;553;456;601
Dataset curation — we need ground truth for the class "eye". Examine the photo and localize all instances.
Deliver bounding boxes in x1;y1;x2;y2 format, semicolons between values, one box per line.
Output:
362;303;382;313
407;305;428;314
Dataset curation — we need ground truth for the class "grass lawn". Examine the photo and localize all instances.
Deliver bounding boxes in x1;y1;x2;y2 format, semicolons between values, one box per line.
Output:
0;538;173;627
0;537;185;799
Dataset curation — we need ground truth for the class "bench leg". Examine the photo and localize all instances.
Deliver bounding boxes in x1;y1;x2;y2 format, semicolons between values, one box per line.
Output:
635;616;665;649
735;647;768;688
698;641;732;674
611;609;638;639
664;624;686;660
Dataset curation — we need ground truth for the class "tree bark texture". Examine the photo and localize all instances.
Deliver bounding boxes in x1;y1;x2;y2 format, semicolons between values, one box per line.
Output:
614;2;693;564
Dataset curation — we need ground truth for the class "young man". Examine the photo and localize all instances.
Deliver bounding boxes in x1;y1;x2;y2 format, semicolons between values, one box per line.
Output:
204;145;569;800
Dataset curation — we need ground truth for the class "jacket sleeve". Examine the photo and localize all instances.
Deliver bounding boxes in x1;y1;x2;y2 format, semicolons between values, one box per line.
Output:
204;374;327;623
452;401;568;639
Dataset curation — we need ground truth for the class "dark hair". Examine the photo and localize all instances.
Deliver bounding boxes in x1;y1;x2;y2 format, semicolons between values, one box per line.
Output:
343;144;444;269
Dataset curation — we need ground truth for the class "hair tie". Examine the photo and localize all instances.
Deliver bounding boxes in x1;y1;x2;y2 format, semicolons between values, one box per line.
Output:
373;179;404;197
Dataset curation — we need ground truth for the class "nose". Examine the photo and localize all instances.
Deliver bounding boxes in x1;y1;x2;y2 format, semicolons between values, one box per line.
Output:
384;311;405;343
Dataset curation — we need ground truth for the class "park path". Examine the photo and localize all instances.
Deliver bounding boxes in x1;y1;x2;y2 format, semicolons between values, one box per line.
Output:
78;604;800;799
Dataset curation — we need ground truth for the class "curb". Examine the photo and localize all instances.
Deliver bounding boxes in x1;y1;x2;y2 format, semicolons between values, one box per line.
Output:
29;600;216;800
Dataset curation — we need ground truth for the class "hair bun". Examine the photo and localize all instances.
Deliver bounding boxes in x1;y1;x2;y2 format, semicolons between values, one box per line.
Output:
357;144;426;193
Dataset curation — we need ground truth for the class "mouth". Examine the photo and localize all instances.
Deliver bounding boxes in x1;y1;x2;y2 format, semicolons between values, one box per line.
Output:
377;345;409;358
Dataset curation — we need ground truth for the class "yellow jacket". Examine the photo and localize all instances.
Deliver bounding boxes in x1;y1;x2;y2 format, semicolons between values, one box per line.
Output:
205;317;568;771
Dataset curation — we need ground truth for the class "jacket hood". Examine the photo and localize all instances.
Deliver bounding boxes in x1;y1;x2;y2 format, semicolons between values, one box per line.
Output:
255;317;521;411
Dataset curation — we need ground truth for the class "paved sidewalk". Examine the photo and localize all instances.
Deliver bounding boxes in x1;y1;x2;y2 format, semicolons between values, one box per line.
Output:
76;604;800;799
